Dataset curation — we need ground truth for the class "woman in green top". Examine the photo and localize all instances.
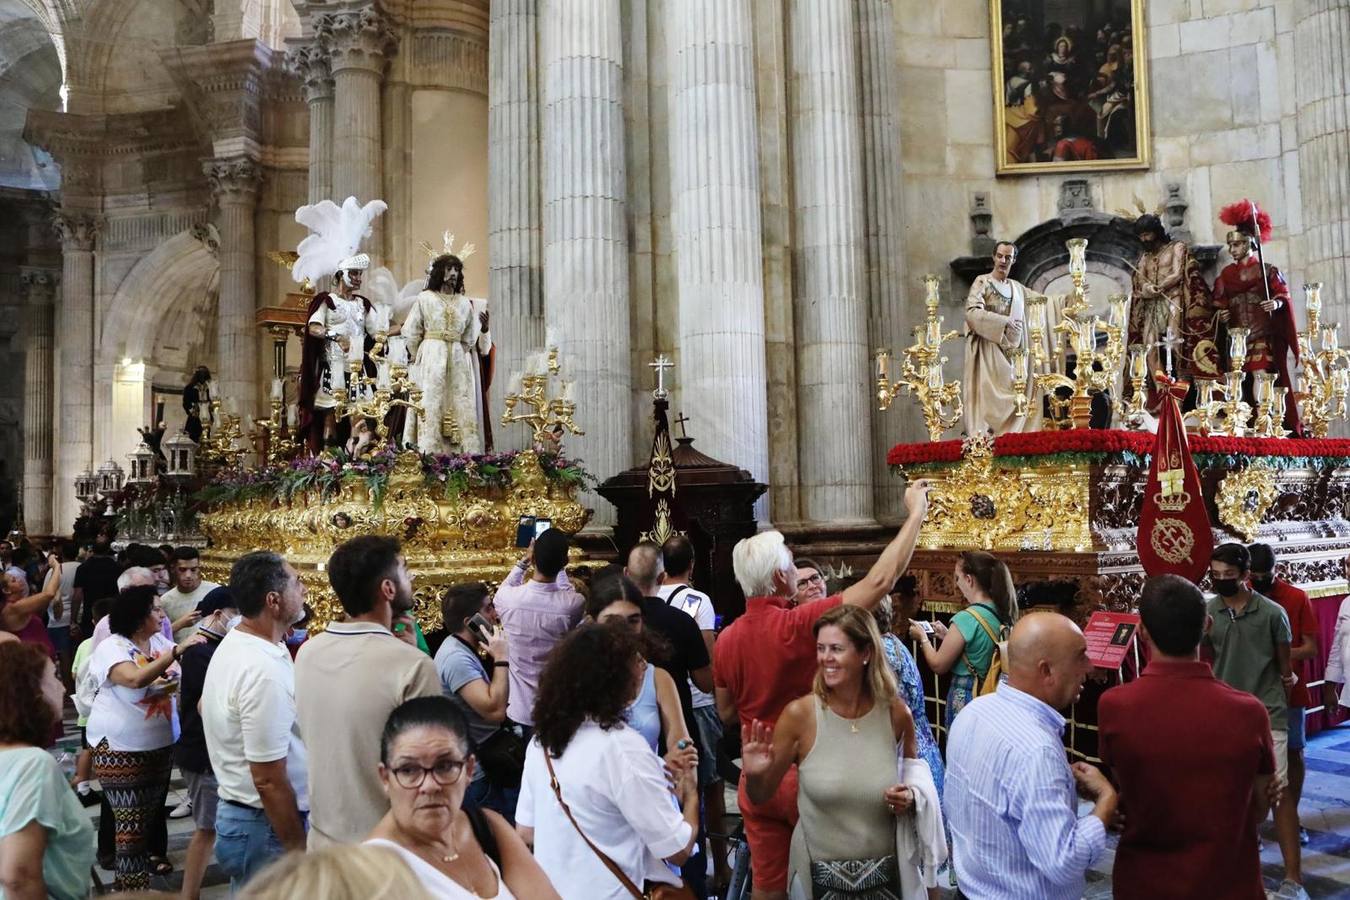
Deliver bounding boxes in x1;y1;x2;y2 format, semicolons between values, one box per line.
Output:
0;640;96;900
908;550;1018;732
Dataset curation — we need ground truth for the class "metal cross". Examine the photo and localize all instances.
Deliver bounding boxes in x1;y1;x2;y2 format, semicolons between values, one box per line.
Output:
649;355;674;399
673;412;690;439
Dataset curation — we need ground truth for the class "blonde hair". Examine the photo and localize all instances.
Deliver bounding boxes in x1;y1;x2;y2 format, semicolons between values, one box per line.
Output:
811;605;897;705
237;845;434;900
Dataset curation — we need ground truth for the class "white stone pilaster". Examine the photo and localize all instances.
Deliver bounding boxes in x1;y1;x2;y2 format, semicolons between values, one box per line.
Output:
858;0;910;520
287;42;335;205
205;157;263;413
540;0;632;525
53;211;98;533
1295;1;1350;314
789;0;872;524
21;269;56;535
668;0;770;516
489;0;544;452
318;7;395;210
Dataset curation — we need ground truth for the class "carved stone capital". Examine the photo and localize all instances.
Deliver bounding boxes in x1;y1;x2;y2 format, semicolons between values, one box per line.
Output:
316;7;399;75
285;42;335;104
52;211;100;251
20;268;58;303
204;157;263;203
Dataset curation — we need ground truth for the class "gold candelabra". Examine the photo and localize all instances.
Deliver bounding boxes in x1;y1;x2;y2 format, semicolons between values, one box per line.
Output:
876;275;962;441
249;398;302;465
501;346;585;447
200;399;246;469
1296;283;1350;438
332;331;425;447
1031;239;1126;429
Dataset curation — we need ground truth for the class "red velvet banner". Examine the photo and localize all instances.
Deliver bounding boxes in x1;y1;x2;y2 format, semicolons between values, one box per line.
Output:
1307;593;1349;736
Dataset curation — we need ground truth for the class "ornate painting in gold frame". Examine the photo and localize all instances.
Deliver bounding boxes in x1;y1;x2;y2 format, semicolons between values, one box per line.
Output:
990;0;1151;176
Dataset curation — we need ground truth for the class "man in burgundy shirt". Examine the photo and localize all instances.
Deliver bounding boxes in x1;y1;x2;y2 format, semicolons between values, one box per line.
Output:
1099;575;1276;900
1249;542;1319;848
713;481;928;900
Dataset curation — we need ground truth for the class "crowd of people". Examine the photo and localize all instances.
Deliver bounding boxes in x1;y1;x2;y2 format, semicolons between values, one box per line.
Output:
2;487;1350;899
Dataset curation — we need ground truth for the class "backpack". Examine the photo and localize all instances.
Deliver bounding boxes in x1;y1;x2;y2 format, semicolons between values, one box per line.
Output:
73;654;100;719
959;604;1008;697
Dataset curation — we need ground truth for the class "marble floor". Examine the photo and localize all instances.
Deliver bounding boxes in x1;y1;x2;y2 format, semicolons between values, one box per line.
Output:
60;722;1350;898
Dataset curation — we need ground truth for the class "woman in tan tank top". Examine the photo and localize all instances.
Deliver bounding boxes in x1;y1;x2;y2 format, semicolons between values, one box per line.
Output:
742;605;941;899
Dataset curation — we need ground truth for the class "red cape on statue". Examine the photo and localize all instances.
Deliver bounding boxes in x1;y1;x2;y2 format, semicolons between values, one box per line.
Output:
1137;376;1214;583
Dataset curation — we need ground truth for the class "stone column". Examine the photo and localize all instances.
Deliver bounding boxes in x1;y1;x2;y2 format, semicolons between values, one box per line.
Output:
21;269;56;535
53;211;98;533
540;0;632;524
789;0;872;524
668;0;770;509
1295;1;1350;307
319;7;395;208
286;42;334;205
857;0;910;520
489;0;544;451
205;158;263;412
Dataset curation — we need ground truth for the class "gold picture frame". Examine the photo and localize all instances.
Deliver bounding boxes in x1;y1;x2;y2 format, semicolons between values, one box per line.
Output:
990;0;1151;176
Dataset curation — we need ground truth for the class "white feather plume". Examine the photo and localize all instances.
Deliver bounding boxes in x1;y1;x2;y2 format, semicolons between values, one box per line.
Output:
292;197;388;287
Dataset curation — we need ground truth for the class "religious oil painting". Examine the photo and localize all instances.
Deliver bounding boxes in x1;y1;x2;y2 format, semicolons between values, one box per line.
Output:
991;0;1152;175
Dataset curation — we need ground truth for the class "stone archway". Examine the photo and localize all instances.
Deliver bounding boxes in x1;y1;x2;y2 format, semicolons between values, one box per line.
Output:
102;227;220;367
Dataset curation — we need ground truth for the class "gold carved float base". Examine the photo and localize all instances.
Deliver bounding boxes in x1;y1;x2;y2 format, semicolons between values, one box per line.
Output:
197;450;591;633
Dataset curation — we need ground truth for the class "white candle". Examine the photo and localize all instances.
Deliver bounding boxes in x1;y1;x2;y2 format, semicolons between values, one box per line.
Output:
271;378;283;401
287;404;298;428
545;326;559;351
560;380;575;402
508;372;523;396
378;364;391;391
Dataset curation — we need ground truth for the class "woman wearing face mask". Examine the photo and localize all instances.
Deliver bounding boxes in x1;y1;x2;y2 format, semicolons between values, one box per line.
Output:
367;696;558;899
741;605;945;898
0;641;95;900
908;550;1018;729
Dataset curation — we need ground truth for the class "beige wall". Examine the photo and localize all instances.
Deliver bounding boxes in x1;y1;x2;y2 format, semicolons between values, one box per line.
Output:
409;89;490;293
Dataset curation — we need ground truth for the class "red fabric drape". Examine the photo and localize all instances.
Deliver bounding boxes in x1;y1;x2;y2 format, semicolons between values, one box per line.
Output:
1306;593;1349;736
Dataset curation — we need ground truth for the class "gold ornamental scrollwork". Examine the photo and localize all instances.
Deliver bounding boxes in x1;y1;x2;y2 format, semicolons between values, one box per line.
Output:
197;448;592;633
1215;464;1278;541
914;435;1093;552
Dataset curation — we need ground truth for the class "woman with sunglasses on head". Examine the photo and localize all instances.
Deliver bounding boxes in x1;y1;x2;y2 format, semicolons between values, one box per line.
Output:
366;696;558;900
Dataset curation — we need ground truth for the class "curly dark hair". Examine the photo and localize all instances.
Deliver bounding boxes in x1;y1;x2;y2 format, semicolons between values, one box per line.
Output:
585;573;672;664
0;642;56;746
532;622;644;758
109;585;159;638
426;254;465;295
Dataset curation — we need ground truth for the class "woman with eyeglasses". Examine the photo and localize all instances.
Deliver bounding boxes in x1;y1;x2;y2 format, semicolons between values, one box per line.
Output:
366;696;559;900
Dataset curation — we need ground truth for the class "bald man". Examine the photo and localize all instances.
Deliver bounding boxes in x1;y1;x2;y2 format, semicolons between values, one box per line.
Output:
945;612;1116;900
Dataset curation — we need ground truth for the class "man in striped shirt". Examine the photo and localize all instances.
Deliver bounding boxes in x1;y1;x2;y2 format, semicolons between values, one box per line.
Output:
945;612;1116;900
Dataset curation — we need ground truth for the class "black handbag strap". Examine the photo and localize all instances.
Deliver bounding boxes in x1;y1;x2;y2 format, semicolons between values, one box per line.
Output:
664;585;690;607
543;752;646;900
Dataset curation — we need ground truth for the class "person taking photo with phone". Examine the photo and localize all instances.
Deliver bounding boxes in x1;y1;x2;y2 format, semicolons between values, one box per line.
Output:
435;582;523;822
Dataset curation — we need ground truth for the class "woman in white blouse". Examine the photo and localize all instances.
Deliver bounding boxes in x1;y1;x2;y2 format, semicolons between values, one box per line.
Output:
516;622;700;900
367;696;558;900
85;584;202;889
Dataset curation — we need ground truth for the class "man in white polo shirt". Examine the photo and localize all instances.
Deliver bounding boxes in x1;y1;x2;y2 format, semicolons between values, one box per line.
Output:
202;550;309;891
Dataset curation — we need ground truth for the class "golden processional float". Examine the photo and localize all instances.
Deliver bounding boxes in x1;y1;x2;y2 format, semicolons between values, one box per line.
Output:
182;274;593;634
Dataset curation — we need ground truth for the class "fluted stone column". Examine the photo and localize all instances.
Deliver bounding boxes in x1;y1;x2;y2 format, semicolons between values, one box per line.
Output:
489;0;544;452
858;0;910;519
21;269;56;535
1295;1;1350;308
287;42;334;205
668;0;770;513
319;7;394;208
789;0;872;524
206;158;262;412
53;212;98;533
540;0;632;525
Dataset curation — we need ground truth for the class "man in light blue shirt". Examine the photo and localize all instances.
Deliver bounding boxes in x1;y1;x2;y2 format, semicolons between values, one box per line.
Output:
945;611;1117;900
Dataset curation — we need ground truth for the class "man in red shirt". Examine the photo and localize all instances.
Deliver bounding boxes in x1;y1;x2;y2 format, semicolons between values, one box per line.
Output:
1099;574;1275;900
1250;542;1319;849
713;481;928;900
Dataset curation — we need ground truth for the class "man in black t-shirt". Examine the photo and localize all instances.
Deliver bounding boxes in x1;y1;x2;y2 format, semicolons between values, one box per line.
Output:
71;539;120;637
625;542;713;747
